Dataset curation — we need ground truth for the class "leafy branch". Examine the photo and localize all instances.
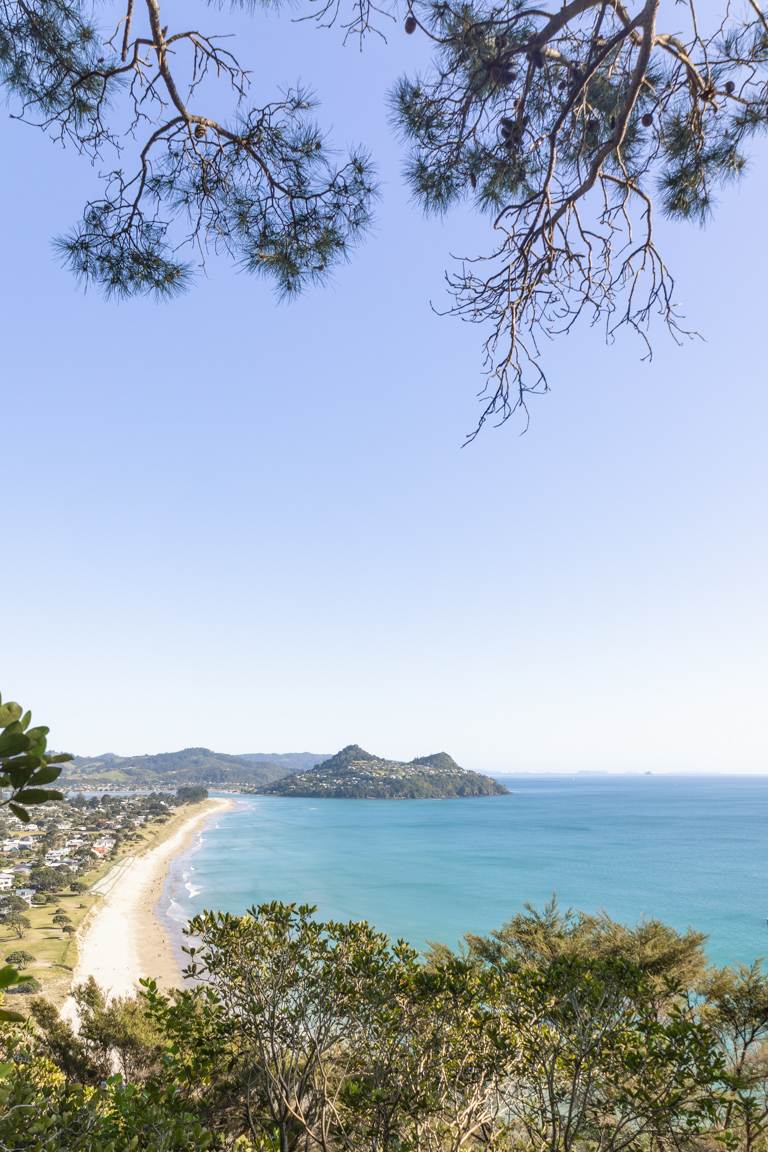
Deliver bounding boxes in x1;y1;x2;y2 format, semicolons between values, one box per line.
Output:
0;694;70;823
2;0;767;432
0;0;376;299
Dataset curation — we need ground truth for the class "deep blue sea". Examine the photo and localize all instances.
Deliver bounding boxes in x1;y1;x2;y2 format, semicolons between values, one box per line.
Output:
163;776;768;968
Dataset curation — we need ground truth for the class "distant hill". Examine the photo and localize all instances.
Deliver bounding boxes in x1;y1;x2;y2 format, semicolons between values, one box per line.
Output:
259;745;509;799
62;748;327;790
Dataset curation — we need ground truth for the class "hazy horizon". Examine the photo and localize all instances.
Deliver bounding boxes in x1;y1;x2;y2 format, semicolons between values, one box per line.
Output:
67;744;768;777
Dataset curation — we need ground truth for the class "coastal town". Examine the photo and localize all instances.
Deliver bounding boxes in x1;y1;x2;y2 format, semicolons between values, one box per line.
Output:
0;786;208;1002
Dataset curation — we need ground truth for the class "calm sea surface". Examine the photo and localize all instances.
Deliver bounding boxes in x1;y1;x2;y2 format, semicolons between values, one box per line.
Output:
163;776;768;967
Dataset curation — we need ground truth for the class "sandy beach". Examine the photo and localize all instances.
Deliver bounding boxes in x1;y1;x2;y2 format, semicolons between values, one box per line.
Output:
63;796;232;1013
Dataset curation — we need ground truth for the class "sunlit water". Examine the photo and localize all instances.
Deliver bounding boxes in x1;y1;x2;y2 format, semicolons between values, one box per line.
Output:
162;775;768;966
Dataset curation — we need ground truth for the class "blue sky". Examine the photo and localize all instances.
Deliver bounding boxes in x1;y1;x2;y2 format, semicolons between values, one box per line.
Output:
2;2;766;771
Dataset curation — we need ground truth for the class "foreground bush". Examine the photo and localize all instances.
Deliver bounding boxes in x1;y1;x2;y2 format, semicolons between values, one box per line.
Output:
0;1031;215;1150
1;901;768;1151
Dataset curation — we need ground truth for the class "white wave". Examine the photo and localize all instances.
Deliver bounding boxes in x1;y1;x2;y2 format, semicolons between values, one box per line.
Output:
165;898;188;925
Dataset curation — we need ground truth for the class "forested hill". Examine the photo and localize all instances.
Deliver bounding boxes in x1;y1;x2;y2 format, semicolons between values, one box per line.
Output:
258;745;509;799
62;749;327;790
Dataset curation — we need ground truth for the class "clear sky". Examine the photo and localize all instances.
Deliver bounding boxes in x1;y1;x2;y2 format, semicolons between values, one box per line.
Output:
2;2;766;772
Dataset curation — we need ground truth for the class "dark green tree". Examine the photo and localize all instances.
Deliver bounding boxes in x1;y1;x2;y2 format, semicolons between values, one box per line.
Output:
0;896;29;917
5;911;31;940
29;865;75;894
4;950;34;969
175;786;209;805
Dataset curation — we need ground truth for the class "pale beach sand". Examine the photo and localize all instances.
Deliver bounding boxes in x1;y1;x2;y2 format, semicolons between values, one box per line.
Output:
62;796;232;1019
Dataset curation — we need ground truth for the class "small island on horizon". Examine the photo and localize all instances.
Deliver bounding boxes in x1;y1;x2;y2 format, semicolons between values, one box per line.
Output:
257;744;510;799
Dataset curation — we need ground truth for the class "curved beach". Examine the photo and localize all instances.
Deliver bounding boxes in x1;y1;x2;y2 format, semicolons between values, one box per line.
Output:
65;797;232;1007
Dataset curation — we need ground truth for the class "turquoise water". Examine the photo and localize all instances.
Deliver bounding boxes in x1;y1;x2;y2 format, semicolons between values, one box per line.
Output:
163;776;768;967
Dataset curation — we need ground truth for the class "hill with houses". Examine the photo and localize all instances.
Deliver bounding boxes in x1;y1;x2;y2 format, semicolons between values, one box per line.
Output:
258;745;509;799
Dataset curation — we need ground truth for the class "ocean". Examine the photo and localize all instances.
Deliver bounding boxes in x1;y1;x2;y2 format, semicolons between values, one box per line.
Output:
163;775;768;968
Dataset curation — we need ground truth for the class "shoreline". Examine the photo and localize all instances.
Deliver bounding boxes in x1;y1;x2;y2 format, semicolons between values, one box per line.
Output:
63;796;233;1012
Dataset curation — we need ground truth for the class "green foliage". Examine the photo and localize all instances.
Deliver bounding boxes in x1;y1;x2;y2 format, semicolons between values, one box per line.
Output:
0;689;69;1025
0;0;102;119
4;951;34;970
29;864;75;893
175;786;210;805
659;113;747;222
0;896;28;915
0;1028;215;1150
0;691;71;823
3;911;31;940
4;901;768;1149
31;978;167;1084
0;4;376;303
391;2;766;224
699;962;768;1152
56;211;192;302
386;0;768;428
9;976;41;995
2;1;768;428
144;900;727;1151
0;964;32;1023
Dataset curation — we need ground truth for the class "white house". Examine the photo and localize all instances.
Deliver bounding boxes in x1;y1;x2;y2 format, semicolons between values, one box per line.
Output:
45;849;72;865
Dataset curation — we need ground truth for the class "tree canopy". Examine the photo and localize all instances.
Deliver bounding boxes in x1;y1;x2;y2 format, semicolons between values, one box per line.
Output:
2;0;766;431
4;900;768;1150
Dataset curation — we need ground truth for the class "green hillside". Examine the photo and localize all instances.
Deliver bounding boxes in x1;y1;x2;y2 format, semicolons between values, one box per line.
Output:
259;745;509;799
62;748;326;790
